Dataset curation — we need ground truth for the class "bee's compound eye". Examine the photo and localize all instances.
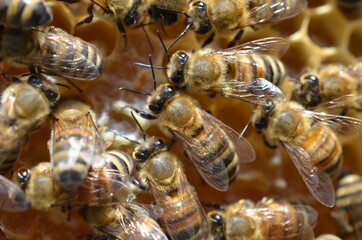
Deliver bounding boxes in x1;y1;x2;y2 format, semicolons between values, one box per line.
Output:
177;52;188;64
17;168;30;185
28;75;42;88
155;139;164;148
194;1;207;10
254;117;268;129
125;10;139;26
46;90;59;101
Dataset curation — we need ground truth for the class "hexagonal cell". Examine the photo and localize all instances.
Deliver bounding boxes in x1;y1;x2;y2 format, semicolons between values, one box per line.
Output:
337;1;362;20
320;51;356;65
308;9;348;48
348;25;362;58
281;42;313;76
308;0;330;8
271;12;305;37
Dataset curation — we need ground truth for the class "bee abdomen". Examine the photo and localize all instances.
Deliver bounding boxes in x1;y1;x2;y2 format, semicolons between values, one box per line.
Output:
302;125;343;178
159;190;208;240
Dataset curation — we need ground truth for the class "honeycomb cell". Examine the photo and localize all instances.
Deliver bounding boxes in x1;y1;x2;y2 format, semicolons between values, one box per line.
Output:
271;13;305;37
348;26;362;58
308;8;348;48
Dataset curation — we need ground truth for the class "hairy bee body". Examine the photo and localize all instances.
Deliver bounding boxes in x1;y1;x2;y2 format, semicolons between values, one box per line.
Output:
335;172;362;239
208;198;317;240
134;137;209;239
0;26;104;80
0;74;59;175
84;203;168;240
0;0;52;28
186;0;307;44
50;98;105;191
293;64;362;110
143;84;255;191
316;235;342;240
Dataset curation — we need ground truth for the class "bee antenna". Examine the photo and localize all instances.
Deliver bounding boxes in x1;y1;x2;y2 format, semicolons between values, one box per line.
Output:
130;111;147;141
149;54;156;90
141;25;154;53
63;79;84;93
156;30;170;61
119;87;152;96
133;62;168;69
154;6;190;18
109;129;141;145
239;119;251;139
167;22;192;51
55;83;71;90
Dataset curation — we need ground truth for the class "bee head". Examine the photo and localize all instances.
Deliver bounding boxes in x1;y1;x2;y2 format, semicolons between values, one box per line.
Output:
299;74;321;107
167;51;189;87
188;1;211;34
124;0;143;26
252;100;275;130
148;83;177;115
15;168;31;189
27;74;59;104
133;137;166;162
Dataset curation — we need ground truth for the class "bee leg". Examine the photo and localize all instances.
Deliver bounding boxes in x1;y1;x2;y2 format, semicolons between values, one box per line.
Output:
77;4;95;26
202;32;215;47
116;20;128;48
227;29;244;47
124;105;157;120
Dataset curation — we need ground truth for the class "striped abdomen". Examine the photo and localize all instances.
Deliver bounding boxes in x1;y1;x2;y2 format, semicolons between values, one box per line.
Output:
156;186;209;240
52;128;95;190
20;27;104;80
301;124;343;178
336;173;362;238
78;150;134;204
233;54;286;86
192;122;239;185
257;201;317;239
0;0;52;28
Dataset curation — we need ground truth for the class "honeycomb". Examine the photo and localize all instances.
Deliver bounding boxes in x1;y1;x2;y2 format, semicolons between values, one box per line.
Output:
0;0;362;239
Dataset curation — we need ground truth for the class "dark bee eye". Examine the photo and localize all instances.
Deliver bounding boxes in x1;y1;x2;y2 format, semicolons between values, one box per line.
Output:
17;168;30;186
125;10;139;26
194;1;207;10
28;75;42;88
209;213;223;226
304;74;319;88
177;52;188;64
155;139;164;148
46;90;58;101
134;150;150;161
254;117;268;129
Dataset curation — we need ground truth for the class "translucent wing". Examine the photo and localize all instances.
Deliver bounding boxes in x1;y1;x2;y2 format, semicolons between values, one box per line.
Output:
238;0;308;27
298;108;362;135
209;37;289;58
282;142;335;207
50;112;105;169
313;94;362;112
105;203;168;240
236;204;317;239
297;225;316;240
17;27;103;80
172;108;255;191
151;168;209;240
209;78;286;105
0;175;29;212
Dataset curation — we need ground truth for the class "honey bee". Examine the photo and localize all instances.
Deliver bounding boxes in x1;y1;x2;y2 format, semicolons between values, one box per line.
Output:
292;63;362;112
167;37;288;105
0;0;52;28
334;171;362;239
185;0;308;46
49;98;106;191
147;0;188;25
134;136;209;239
124;83;256;192
68;0;146;41
207;197;318;240
338;0;362;13
251;94;362;207
0;26;104;80
83;203;168;240
0;73;60;175
0;149;136;211
316;235;342;240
